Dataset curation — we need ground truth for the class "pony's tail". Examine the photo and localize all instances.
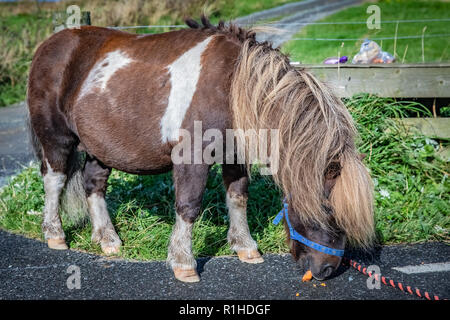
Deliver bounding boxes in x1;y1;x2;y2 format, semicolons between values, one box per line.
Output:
60;152;89;227
27;113;89;227
330;151;375;248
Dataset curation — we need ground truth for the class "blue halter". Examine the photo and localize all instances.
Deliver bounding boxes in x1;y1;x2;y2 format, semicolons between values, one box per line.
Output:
273;199;344;257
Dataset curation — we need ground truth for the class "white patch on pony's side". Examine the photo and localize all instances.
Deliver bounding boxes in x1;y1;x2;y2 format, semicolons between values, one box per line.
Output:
78;50;133;101
160;36;214;143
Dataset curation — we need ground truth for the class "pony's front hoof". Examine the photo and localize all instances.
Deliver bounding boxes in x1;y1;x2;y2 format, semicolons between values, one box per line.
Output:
101;243;121;255
47;238;68;250
173;268;200;283
237;250;264;264
94;229;122;255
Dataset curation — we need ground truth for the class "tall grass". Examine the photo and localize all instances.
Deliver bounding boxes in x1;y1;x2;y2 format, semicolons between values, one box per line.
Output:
0;0;213;106
0;96;448;260
0;13;52;106
347;95;449;244
0;0;298;107
76;0;299;27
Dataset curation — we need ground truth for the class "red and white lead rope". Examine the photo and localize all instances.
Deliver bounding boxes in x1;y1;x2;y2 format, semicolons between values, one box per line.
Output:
343;258;444;301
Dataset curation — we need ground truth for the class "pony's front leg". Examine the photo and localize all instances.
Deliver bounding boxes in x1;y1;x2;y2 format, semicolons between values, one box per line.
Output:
83;155;121;255
222;164;264;264
168;164;209;283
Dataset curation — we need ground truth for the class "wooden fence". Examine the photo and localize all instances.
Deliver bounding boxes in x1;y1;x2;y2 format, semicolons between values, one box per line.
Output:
302;63;450;98
302;63;450;160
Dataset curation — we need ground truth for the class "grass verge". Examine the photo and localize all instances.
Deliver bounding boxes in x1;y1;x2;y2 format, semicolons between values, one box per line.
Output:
282;0;450;64
0;95;448;261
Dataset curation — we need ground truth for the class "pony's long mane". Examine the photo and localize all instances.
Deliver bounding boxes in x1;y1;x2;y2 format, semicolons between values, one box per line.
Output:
187;17;375;247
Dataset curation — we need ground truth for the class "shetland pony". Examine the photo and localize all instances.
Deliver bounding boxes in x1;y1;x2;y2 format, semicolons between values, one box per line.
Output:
27;17;374;282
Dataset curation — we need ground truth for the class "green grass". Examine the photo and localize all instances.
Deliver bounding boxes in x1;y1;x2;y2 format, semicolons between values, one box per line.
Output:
0;162;286;260
346;95;449;244
282;0;450;63
1;96;448;261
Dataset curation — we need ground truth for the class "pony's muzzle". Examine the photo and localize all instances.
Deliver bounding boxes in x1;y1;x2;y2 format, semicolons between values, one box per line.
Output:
304;257;337;281
311;264;335;281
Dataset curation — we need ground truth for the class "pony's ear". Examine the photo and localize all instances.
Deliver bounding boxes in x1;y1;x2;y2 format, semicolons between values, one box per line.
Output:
185;18;200;29
324;161;341;198
324;177;337;198
325;154;365;198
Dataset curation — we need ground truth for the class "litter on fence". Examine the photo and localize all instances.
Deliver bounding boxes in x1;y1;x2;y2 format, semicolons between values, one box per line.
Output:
323;56;348;64
352;39;395;64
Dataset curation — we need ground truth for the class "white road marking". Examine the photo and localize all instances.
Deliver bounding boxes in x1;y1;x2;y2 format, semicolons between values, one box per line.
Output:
0;263;71;272
78;50;132;100
392;262;450;274
160;36;214;143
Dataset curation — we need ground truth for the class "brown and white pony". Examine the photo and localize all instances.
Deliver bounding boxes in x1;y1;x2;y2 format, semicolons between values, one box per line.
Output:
27;17;374;283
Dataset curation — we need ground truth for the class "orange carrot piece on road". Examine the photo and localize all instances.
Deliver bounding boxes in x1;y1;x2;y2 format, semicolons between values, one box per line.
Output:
302;270;313;282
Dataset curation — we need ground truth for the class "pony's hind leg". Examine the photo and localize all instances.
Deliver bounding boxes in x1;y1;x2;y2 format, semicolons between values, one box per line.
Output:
83;155;121;255
168;164;210;283
41;159;68;250
31;108;79;250
222;164;264;264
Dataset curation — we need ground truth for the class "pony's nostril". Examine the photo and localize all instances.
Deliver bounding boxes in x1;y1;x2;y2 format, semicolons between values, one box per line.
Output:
322;266;334;278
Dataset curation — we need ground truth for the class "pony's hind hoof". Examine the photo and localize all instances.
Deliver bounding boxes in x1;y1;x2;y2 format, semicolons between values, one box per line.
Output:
237;250;264;264
173;268;200;283
47;239;68;250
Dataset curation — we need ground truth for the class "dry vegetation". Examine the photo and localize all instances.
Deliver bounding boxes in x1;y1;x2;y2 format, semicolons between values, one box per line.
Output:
0;0;295;106
0;0;216;106
80;0;217;27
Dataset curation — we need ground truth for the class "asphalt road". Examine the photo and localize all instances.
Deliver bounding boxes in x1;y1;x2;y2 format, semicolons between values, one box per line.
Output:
0;102;34;188
247;0;363;48
1;230;448;300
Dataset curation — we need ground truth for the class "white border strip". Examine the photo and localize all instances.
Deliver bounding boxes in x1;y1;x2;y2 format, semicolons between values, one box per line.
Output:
392;262;450;274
